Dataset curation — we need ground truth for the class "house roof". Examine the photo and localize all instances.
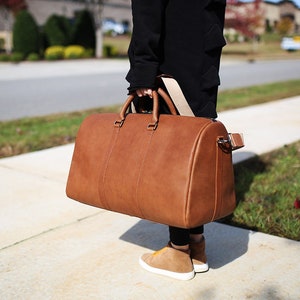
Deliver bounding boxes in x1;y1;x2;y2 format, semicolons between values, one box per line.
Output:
235;0;300;9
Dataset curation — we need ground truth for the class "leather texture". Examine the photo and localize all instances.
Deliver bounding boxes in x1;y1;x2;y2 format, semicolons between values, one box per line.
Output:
66;90;237;228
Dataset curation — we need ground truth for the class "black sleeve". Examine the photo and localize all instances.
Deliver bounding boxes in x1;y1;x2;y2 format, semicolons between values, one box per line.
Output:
126;0;168;92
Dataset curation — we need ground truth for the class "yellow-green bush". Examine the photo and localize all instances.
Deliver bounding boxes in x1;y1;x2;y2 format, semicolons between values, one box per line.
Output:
44;46;65;60
103;44;119;57
64;45;85;59
83;48;94;58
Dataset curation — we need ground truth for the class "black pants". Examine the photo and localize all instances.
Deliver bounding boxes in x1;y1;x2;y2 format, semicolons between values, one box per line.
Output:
128;0;225;247
169;226;204;246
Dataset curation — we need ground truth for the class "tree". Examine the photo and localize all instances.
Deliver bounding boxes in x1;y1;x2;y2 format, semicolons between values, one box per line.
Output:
66;0;104;57
0;0;27;14
13;9;40;57
71;10;96;50
39;0;104;56
0;0;27;52
44;14;72;47
225;0;264;40
276;17;294;36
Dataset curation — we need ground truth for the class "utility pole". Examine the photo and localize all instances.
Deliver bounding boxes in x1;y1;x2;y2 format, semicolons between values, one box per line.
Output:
92;0;104;58
81;0;104;57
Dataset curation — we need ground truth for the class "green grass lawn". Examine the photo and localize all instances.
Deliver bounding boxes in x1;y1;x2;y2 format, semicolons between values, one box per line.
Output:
0;105;122;158
222;141;300;241
217;79;300;111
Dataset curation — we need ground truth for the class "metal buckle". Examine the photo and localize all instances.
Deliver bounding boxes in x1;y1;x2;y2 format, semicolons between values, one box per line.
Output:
217;137;231;153
114;119;124;128
147;122;158;131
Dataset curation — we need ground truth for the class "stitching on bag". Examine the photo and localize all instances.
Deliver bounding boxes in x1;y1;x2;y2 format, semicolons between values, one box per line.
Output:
211;136;222;222
135;130;155;219
184;135;199;227
184;121;212;227
98;125;120;210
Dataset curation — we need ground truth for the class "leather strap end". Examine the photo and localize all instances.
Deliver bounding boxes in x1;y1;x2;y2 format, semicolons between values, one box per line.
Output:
229;133;244;150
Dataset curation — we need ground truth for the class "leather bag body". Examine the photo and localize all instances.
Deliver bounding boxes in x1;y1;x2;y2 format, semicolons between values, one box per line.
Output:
66;90;237;228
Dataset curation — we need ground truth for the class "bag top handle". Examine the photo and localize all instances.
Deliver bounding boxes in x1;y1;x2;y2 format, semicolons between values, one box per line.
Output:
116;89;178;130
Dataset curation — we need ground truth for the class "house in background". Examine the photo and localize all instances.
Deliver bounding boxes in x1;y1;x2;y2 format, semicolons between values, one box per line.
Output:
264;0;300;32
226;0;300;35
2;0;299;32
26;0;300;34
0;0;132;53
26;0;131;29
1;0;300;52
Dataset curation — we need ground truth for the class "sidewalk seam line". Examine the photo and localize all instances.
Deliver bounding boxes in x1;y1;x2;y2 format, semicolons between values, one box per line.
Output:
0;211;102;252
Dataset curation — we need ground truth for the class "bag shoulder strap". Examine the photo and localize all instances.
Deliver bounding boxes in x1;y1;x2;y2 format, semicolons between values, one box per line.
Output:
161;76;244;151
160;76;195;117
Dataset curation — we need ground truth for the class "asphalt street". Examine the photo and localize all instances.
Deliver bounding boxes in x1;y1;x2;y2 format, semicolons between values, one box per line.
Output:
0;58;300;121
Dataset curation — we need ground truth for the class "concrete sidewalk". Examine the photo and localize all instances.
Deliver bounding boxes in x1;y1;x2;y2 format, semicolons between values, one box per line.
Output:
0;97;300;299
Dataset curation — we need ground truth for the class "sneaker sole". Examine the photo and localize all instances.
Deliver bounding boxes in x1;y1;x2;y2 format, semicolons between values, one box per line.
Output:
193;263;209;273
139;257;195;281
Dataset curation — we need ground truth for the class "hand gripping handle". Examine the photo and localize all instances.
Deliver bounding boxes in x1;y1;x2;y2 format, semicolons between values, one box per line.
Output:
115;88;178;130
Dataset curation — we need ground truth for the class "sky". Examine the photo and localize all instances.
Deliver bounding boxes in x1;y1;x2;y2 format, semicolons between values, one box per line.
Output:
266;0;300;6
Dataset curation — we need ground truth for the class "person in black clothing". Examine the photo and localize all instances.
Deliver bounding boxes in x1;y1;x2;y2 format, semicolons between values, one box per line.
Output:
126;0;226;280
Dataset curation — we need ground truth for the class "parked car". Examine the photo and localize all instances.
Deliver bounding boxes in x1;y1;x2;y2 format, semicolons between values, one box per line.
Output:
102;18;127;36
281;36;300;51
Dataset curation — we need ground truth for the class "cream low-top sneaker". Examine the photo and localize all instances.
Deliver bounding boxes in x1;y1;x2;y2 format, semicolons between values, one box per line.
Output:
139;242;195;280
190;237;209;273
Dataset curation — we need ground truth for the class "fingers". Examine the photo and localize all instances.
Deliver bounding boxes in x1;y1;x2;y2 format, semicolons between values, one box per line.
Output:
136;88;153;98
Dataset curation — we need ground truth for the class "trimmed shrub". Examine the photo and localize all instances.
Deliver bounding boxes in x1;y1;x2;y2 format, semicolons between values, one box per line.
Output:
0;38;5;50
13;10;40;57
71;10;96;51
11;52;24;62
103;44;119;57
44;15;71;47
64;45;85;59
27;53;40;61
44;46;65;60
0;53;11;62
83;48;94;58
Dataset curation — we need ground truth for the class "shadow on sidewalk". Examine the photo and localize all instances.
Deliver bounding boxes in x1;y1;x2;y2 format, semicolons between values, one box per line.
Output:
119;220;249;269
119;152;265;269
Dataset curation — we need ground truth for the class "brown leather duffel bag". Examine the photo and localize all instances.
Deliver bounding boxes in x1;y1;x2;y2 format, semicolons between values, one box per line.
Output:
66;88;243;228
